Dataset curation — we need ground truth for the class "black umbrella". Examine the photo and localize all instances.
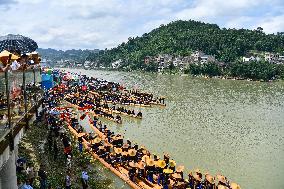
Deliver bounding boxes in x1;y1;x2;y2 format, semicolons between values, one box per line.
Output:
0;34;38;54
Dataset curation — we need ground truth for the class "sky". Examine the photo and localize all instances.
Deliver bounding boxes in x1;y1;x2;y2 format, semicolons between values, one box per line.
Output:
0;0;284;50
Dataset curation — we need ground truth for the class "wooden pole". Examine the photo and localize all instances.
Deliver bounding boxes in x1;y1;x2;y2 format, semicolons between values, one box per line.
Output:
33;68;38;118
23;67;28;129
6;54;14;151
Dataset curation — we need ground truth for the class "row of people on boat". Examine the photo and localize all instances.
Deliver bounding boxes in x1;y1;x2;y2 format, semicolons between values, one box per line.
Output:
59;81;141;121
59;96;238;189
64;93;123;123
58;70;165;106
68;110;240;189
109;105;143;117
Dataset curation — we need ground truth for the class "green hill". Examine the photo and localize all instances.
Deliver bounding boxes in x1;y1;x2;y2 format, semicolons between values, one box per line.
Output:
38;48;99;63
86;20;284;67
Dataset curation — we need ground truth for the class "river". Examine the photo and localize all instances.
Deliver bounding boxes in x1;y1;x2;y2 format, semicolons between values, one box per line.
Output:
64;68;284;189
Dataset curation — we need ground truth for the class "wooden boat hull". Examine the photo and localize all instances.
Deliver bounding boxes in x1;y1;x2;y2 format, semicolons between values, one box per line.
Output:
149;102;166;107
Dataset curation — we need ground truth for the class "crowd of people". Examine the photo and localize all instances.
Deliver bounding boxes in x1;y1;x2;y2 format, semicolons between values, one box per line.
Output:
68;107;239;189
0;83;42;126
58;72;166;107
16;84;88;189
36;70;240;189
16;69;241;189
0;52;42;128
0;52;41;72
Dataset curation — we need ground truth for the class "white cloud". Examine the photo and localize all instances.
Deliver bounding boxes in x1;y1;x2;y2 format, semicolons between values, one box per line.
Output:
256;15;284;34
142;19;171;32
0;0;283;50
224;16;254;29
175;0;264;21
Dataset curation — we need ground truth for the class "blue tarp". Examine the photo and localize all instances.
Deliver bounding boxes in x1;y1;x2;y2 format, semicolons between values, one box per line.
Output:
42;80;53;90
42;74;52;81
41;74;54;90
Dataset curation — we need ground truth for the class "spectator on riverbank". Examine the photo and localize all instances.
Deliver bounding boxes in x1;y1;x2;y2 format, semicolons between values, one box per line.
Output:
65;171;72;189
19;179;33;189
16;157;27;173
81;169;89;189
38;164;47;189
26;162;35;186
78;136;83;153
66;154;72;170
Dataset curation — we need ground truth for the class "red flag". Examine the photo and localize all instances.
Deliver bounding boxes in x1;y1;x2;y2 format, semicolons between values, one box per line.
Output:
82;85;87;91
78;105;92;111
80;113;86;120
78;107;85;111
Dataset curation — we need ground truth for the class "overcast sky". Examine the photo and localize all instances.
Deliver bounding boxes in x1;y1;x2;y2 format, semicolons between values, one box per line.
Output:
0;0;283;50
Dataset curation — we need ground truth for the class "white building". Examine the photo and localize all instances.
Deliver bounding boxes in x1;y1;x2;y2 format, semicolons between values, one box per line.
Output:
192;51;205;62
278;55;284;61
242;56;260;62
265;52;279;63
191;51;215;64
111;59;122;68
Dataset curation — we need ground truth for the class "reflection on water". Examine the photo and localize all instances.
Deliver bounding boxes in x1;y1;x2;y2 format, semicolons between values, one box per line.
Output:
66;68;284;189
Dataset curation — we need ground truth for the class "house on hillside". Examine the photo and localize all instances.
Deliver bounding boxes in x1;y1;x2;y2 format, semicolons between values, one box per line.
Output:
200;55;216;64
173;57;182;67
181;56;193;66
279;55;284;61
111;59;122;68
164;54;173;63
84;61;92;69
144;56;151;64
265;52;279;63
192;51;204;62
265;52;284;64
75;62;83;68
242;56;261;63
190;51;215;64
155;55;164;63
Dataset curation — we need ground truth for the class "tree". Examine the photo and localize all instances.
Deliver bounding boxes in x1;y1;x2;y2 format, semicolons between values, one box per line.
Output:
256;27;264;32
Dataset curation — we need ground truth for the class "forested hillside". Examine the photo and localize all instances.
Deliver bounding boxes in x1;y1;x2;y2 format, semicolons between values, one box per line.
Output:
86;20;284;67
38;48;98;63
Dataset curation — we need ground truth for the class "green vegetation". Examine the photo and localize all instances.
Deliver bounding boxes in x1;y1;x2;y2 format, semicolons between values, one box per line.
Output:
86;20;284;66
184;61;284;81
84;19;284;81
38;48;98;63
17;121;113;189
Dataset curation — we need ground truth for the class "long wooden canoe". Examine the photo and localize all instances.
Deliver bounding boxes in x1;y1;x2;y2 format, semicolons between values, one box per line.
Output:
102;108;142;119
65;116;161;189
64;101;122;124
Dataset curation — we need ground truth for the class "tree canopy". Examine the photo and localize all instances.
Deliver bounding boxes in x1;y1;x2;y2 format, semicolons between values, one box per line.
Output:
86;20;284;67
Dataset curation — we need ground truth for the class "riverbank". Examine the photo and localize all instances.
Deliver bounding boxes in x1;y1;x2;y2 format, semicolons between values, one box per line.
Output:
17;118;114;189
59;66;283;82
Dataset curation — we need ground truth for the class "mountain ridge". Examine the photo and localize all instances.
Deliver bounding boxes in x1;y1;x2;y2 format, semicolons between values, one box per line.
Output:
86;19;284;67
